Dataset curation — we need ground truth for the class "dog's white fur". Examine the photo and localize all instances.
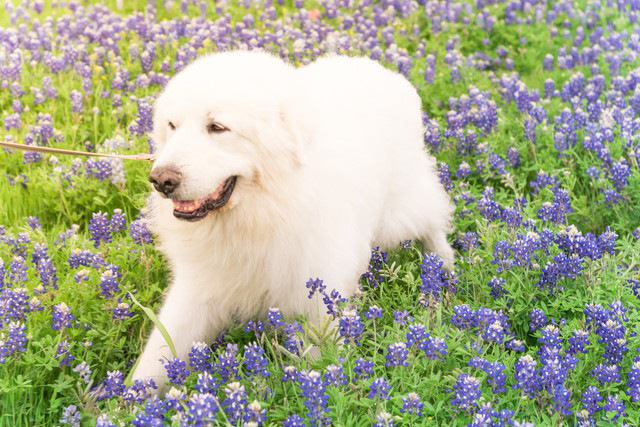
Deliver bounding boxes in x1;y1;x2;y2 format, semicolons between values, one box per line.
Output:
132;51;454;386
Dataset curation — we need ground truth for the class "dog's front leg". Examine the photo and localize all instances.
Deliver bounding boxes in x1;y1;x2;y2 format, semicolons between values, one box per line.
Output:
131;281;213;390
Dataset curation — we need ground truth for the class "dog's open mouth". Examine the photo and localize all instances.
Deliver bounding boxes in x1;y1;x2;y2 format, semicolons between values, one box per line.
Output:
172;176;237;221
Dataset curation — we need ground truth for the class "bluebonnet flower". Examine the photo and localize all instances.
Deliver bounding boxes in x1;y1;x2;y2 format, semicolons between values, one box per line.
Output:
369;377;391;400
420;336;448;361
89;212;112;247
456;162;472;179
267;307;284;328
216;343;239;382
95;415;116;427
122;379;157;404
99;266;120;299
451;305;477;329
450;374;481;412
131;397;166;426
477;187;502;222
401;392;423;416
629;358;640;403
362;247;387;288
297;370;330;426
553;384;572;417
189;341;213;372
112;300;133;320
585;303;628;364
438;163;453;192
1;287;30;323
602;395;625;422
8;256;27;285
244;400;266;425
56;340;75;367
507;147;520;168
501;207;522;228
244;342;270;378
163;357;190;385
354;358;374;380
68;249;104;269
406;324;428;348
101;371;125;399
529;309;548;332
60;405;80;427
323;364;347;387
321;288;346;318
537;189;573;224
186;393;219;425
129;218;153;244
469;357;507;393
488;277;507;299
283;414;306;427
195;371;219;394
223;381;247;424
536;253;583;293
455;232;479;252
109;209;126;233
306;278;326;299
282;322;304;355
0;321;28;363
393;310;412;325
592;364;620;385
568;329;590;355
282;366;298;383
365;305;382;320
385;342;408;368
73;361;92;384
581;386;602;416
373;411;395;427
506;339;525;352
338;310;364;345
420;253;454;301
52;303;74;330
36;257;57;290
513;355;540;398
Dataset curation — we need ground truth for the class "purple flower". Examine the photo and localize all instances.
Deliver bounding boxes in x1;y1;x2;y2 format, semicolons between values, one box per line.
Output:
323;364;347;387
450;374;481;412
129;218;153;244
592;364;620;385
0;321;28;363
244;342;270;378
88;212;112;247
529;309;548;332
189;341;213;372
469;357;507;393
354;358;374;380
52;303;74;330
365;305;383;320
420;253;454;301
109;209;126;233
163;357;190;385
513;355;540;398
60;405;80;427
401;392;423;416
195;371;219;394
385;342;408;368
603;395;625;422
216;343;239;382
581;386;602;416
99;266;120;299
338;310;364;345
297;370;330;426
369;377;391;400
186;393;219;425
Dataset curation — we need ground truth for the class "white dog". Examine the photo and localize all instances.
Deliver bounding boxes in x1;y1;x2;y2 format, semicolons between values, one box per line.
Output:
131;51;454;387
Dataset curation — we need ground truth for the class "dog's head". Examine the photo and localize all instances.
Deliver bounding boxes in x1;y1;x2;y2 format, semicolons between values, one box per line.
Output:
149;51;300;222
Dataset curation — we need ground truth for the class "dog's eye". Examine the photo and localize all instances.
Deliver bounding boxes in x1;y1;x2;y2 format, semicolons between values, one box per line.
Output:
207;122;228;134
168;121;176;130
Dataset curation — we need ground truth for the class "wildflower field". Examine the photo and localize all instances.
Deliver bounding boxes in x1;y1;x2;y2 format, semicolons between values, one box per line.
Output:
2;0;640;425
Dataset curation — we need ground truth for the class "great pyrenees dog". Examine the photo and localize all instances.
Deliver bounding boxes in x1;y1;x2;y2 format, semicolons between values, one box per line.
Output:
131;50;454;387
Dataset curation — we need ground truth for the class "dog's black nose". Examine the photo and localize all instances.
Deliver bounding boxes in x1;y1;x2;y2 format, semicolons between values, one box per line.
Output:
149;167;182;197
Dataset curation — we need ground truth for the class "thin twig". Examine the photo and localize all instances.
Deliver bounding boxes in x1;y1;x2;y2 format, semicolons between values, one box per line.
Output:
0;141;155;161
